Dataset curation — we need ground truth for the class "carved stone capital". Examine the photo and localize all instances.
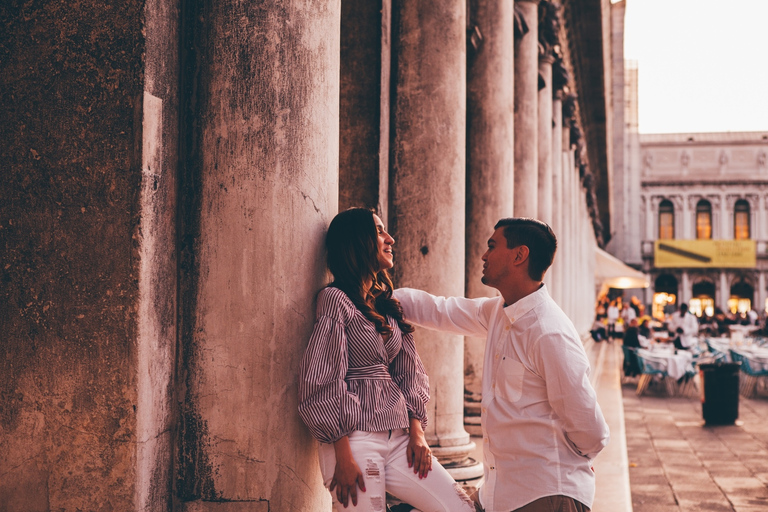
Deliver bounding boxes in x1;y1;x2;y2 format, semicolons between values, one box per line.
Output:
745;194;759;210
758;150;767;167
650;195;666;211
725;194;742;210
669;195;684;211
706;194;722;209
687;194;702;210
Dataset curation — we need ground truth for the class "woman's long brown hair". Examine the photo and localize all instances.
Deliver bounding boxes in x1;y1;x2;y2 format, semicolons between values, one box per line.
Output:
325;208;414;336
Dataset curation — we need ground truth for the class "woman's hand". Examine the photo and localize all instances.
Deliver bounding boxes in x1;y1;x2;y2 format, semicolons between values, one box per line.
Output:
406;417;433;479
331;436;366;507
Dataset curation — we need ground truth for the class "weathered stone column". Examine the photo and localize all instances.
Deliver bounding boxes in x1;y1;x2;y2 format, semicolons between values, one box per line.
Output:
513;0;541;217
1;2;179;509
178;2;339;509
537;55;554;225
339;1;391;217
550;92;563;305
464;0;516;433
759;272;766;316
390;1;481;479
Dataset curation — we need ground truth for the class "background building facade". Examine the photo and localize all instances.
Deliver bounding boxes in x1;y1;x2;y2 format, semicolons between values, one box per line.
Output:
638;132;768;317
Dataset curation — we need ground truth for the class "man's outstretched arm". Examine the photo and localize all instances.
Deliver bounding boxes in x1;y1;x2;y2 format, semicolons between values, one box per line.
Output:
394;288;491;338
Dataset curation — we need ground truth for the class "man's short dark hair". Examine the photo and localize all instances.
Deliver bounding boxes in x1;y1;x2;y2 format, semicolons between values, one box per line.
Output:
494;218;557;281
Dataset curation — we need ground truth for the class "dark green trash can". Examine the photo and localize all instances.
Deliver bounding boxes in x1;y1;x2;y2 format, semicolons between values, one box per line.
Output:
700;362;740;425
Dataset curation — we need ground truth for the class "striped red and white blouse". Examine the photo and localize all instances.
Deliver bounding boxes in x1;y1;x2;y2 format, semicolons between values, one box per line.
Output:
298;286;429;444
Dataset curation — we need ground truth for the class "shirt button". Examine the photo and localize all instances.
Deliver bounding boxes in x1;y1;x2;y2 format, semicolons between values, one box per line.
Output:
505;326;510;331
490;466;495;470
495;354;499;359
484;438;488;443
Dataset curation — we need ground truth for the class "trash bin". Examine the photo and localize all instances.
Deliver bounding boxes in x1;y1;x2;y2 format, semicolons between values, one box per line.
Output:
699;362;740;425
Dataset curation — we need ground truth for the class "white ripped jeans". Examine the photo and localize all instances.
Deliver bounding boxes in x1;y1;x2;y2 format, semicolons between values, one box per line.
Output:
318;429;475;512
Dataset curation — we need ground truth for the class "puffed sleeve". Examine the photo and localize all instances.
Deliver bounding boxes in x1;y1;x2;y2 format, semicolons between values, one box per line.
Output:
298;288;362;444
389;330;430;430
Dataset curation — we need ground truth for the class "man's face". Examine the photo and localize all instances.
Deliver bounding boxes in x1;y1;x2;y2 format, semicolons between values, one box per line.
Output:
481;227;518;287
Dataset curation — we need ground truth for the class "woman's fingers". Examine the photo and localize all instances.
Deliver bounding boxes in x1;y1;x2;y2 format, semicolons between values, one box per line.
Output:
419;449;433;478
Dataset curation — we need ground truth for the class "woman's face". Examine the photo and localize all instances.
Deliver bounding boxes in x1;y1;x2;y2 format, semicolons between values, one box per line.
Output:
373;214;395;270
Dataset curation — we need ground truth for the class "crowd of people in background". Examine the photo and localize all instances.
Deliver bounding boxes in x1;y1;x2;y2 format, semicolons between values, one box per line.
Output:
591;293;766;347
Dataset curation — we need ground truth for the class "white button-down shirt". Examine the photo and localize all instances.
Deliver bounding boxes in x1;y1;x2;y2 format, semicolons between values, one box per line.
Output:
667;311;699;348
394;285;610;511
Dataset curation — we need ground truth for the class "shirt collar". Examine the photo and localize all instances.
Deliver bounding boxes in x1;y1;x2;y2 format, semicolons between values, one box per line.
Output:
503;284;549;323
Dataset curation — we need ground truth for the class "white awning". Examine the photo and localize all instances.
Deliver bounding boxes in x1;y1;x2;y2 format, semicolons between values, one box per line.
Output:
595;247;649;290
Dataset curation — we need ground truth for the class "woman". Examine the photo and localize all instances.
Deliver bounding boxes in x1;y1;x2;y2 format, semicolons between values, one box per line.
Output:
298;208;474;512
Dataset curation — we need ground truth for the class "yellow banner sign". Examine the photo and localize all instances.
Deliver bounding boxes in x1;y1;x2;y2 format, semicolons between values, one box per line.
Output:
654;239;756;268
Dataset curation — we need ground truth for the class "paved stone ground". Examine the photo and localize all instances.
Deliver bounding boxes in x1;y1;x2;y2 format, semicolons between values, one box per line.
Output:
623;377;768;511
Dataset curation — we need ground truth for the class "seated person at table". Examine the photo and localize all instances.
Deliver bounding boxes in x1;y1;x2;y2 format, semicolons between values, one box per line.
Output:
622;319;649;377
638;319;652;339
668;304;698;350
624;319;650;350
590;317;607;342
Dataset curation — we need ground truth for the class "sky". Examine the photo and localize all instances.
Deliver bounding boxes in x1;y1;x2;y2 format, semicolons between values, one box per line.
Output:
622;0;768;134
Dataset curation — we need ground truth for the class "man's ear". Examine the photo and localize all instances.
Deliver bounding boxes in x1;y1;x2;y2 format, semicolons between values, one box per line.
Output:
514;245;530;264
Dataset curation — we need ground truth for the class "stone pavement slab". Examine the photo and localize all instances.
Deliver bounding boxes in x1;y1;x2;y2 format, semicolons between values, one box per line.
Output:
623;373;768;511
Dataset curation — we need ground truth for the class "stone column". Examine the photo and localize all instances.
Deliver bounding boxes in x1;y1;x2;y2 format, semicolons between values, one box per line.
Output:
719;272;730;312
178;2;339;509
339;1;391;217
563;128;574;317
390;1;481;479
537;54;554;225
759;272;766;314
464;0;516;433
513;0;541;217
718;194;728;239
683;195;693;240
681;271;691;306
550;93;563;305
0;2;179;509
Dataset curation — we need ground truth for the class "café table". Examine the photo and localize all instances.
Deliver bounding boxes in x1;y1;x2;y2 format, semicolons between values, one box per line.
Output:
637;346;694;380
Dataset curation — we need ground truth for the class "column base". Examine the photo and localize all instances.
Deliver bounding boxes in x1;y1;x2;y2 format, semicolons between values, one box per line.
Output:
464;399;482;436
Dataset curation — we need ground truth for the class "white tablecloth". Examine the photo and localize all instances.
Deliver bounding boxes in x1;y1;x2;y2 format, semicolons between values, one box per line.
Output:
637;348;694;380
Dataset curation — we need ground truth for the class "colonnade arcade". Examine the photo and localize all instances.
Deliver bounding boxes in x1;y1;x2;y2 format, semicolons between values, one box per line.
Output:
0;0;611;509
649;270;766;319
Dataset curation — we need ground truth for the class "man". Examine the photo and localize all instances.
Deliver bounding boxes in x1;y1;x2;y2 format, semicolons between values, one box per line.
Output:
395;218;610;512
605;301;620;339
667;303;699;350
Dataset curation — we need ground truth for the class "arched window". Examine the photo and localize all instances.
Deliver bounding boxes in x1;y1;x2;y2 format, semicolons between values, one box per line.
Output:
696;200;712;239
734;199;750;240
658;199;674;239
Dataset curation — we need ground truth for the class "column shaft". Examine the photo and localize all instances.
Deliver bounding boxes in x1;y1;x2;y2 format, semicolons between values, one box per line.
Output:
550;95;563;305
513;0;540;217
179;2;339;508
537;56;554;225
720;272;730;312
465;0;516;410
391;1;479;474
339;1;391;216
